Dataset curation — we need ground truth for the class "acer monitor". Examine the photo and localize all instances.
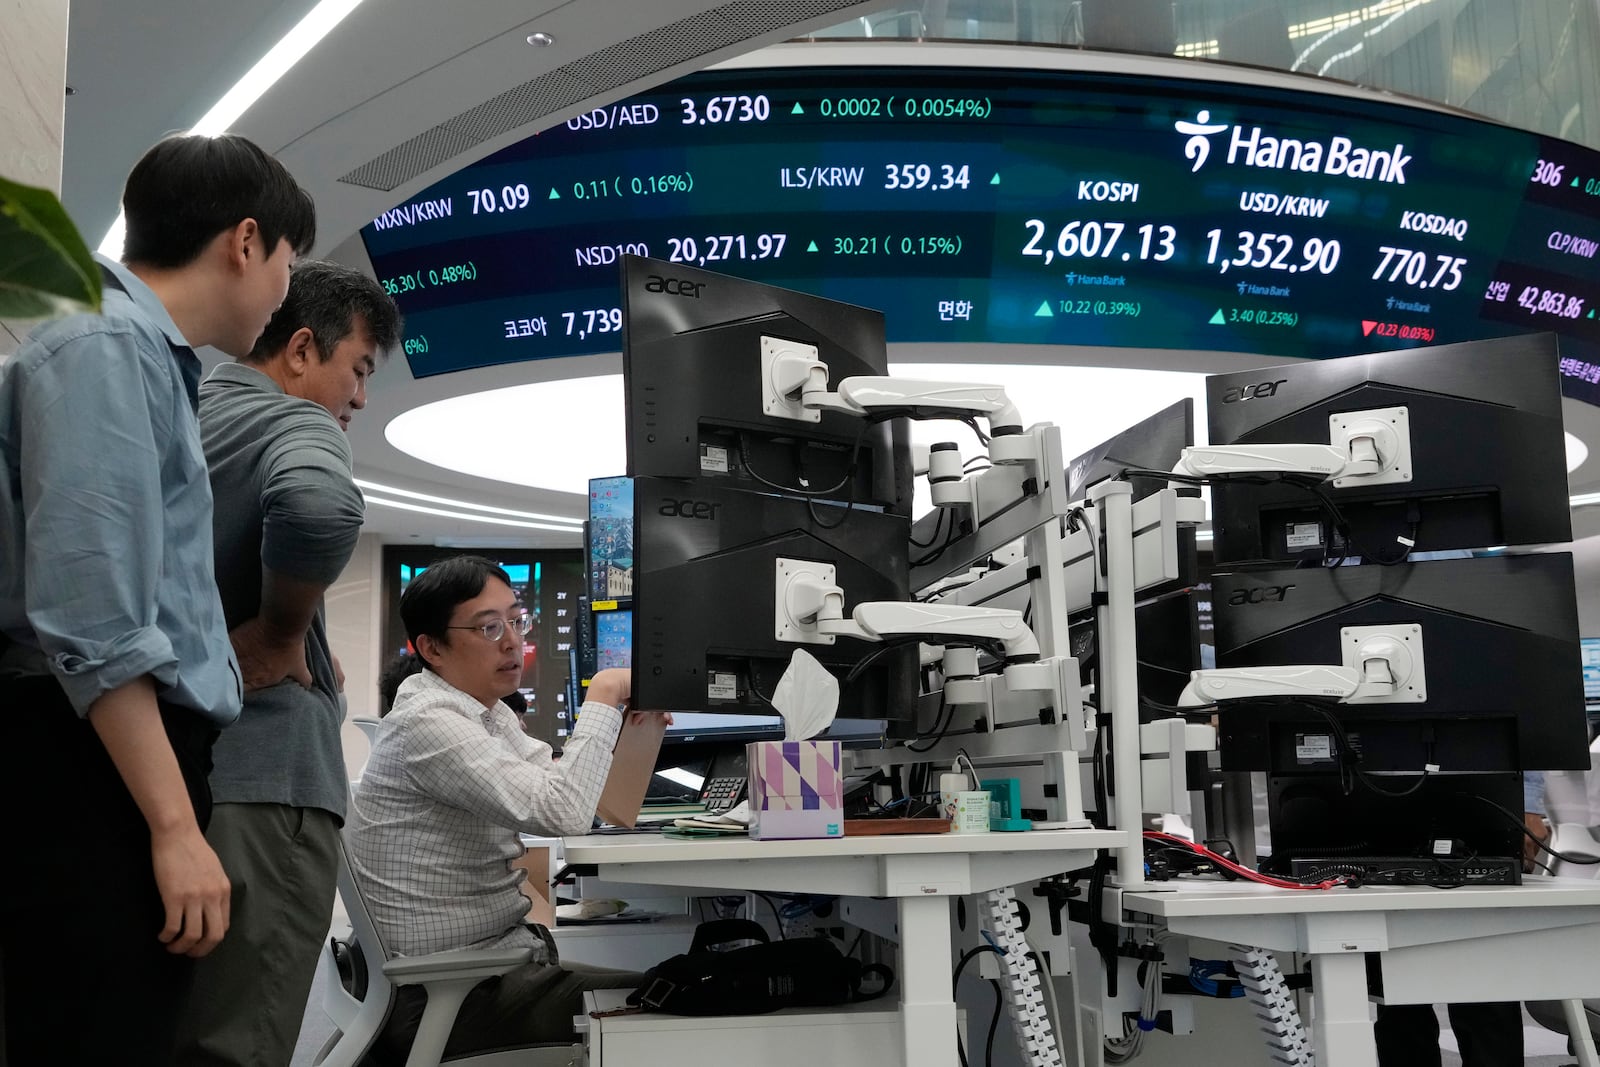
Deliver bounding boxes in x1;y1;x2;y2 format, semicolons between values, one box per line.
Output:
626;475;918;722
1066;398;1195;505
1206;334;1571;566
1211;552;1588;872
621;254;913;516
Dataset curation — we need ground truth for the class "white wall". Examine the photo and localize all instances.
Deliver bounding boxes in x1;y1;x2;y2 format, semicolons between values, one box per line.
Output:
327;532;384;775
1;0;69;358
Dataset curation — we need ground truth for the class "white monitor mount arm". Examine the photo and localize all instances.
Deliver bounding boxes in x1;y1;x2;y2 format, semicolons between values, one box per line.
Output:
1177;627;1426;707
1172;407;1411;488
779;562;1059;697
762;339;1028;448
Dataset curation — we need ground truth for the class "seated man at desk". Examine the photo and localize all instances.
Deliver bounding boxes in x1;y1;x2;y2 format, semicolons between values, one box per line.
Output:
347;555;643;1062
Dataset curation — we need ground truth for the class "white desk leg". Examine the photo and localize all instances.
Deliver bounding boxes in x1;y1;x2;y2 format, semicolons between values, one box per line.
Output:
1310;953;1376;1067
899;894;958;1067
1563;1000;1600;1067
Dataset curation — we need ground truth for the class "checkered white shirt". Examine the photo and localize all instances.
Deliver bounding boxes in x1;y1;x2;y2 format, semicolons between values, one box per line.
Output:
347;669;623;957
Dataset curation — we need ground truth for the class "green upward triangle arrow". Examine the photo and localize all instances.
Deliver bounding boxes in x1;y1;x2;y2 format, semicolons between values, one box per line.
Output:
1034;300;1053;317
1574;176;1582;187
1209;309;1227;324
806;240;819;252
791;102;805;115
990;173;1001;185
548;188;561;199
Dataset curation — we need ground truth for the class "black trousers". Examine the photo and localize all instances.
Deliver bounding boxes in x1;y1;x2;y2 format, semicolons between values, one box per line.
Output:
1374;1002;1524;1067
0;675;216;1066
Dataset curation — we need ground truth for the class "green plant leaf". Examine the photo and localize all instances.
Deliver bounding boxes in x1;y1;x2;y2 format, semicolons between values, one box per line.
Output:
0;175;100;320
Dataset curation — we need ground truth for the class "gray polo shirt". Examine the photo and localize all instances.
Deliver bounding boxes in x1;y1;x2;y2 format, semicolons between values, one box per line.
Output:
199;362;364;818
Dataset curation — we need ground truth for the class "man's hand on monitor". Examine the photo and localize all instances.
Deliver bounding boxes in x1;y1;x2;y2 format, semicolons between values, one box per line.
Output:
587;668;631;710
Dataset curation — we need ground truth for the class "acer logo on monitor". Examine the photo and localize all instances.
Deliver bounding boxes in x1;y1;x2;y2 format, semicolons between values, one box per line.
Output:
643;275;704;298
1227;584;1295;605
658;498;721;520
1221;379;1287;403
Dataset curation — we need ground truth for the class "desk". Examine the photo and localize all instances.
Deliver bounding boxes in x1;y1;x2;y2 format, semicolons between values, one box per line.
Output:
1120;879;1600;1067
564;828;1125;1067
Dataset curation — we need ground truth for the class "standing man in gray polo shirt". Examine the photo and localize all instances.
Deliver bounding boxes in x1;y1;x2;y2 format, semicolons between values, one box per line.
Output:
177;261;400;1067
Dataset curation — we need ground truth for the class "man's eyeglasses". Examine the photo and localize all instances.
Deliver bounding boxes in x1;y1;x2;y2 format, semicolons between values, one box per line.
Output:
446;613;533;642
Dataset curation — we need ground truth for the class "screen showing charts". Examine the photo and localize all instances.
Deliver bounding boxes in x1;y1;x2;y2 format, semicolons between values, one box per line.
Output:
363;62;1600;404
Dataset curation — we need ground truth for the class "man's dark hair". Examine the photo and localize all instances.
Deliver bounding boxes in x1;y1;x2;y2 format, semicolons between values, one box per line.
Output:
377;651;424;717
246;260;403;364
400;556;513;670
121;134;316;268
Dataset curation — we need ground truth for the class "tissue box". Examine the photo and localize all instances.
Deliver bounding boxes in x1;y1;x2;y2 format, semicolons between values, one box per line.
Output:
745;740;844;840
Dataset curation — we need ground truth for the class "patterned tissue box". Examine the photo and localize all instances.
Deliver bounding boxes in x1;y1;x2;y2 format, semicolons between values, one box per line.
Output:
745;740;844;840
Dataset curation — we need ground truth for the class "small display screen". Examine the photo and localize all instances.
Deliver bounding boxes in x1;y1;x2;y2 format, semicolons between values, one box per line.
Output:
595;609;632;671
588;476;634;602
1583;637;1600;701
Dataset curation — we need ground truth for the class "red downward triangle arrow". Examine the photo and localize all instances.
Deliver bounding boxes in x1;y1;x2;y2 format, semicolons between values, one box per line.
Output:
1361;320;1378;337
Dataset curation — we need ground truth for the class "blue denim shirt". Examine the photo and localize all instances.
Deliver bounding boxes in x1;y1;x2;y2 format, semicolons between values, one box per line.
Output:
0;256;242;724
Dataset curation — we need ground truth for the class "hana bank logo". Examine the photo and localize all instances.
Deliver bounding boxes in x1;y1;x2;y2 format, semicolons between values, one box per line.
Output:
1176;110;1228;172
1173;108;1413;183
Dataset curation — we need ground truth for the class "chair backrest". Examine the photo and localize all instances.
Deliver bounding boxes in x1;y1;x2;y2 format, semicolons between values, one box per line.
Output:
313;795;400;1066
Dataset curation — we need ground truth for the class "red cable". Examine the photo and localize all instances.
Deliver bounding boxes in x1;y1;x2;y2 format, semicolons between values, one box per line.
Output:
1143;831;1347;891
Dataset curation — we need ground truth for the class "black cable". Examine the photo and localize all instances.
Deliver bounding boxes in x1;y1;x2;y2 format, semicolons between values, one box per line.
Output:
909;505;948;550
739;417;871;501
1305;704;1432;798
1139;693;1217;722
952;945;1004;1067
1466;793;1600;864
911;507;966;569
984;976;1002;1067
844;929;865;958
905;694;956;753
747;670;777;709
1115;464;1419;566
960;415;991;447
752;892;788;938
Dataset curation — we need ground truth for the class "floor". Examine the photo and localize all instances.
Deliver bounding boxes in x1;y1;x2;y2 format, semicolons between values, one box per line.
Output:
288;947;1581;1067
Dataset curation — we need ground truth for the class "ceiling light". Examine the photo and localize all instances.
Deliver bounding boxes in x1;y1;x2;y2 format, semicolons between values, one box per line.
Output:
361;494;581;532
526;32;556;46
97;0;367;256
353;478;581;525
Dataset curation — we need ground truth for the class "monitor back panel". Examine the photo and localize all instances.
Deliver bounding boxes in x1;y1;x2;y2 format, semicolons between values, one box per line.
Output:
1206;335;1569;564
1212;552;1588;772
630;476;916;720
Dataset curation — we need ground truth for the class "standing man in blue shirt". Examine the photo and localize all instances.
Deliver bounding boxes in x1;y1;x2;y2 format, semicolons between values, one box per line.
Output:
0;133;315;1065
177;261;400;1067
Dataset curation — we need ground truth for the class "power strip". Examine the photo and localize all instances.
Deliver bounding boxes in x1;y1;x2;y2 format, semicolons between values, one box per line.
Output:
1288;855;1520;886
979;886;1064;1067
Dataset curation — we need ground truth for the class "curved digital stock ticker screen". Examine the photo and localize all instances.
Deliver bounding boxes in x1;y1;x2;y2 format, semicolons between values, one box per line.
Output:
360;64;1600;399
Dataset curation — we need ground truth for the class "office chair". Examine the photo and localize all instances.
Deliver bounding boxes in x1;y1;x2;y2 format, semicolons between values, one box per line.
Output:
312;831;583;1067
347;717;382;787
